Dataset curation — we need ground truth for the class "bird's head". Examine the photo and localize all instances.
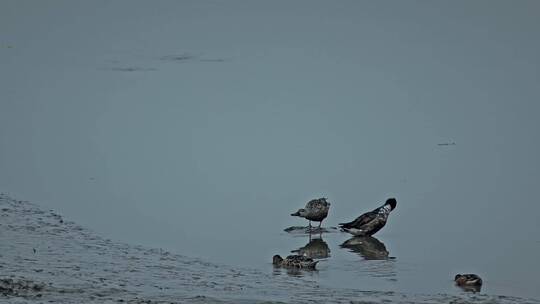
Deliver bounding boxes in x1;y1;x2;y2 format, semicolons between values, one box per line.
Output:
385;198;397;210
291;208;306;217
273;255;283;265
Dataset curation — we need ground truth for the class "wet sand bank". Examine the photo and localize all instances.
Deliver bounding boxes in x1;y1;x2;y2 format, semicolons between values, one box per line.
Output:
1;193;537;304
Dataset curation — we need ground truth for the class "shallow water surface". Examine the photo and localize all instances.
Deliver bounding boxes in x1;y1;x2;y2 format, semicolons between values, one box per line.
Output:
2;194;539;304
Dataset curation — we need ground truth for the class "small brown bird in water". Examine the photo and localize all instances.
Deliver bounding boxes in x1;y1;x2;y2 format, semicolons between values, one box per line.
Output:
454;274;482;292
273;255;318;269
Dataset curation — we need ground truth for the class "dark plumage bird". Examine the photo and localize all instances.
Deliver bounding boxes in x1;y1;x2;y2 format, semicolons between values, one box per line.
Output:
339;198;397;236
291;198;331;228
273;254;318;269
454;274;483;286
454;274;483;292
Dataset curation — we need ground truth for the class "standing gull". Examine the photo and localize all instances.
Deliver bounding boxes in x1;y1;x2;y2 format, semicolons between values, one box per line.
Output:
291;198;331;229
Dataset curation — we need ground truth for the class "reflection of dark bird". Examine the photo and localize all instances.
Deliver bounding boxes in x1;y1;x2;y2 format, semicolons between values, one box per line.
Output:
454;274;482;292
340;236;389;260
339;198;397;236
291;198;330;228
291;236;330;259
273;255;318;269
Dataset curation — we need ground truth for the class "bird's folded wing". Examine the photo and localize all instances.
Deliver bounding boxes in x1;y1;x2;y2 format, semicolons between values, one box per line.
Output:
339;209;379;228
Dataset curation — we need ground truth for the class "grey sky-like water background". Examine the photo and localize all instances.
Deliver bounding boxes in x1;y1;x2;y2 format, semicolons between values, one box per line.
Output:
1;0;540;300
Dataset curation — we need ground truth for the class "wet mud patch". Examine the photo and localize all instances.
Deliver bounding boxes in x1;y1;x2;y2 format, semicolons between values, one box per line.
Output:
0;278;45;299
103;66;158;72
160;53;198;62
283;226;339;235
160;53;227;63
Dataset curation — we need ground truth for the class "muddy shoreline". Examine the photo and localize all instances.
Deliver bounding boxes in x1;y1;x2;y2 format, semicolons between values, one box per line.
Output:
1;193;538;304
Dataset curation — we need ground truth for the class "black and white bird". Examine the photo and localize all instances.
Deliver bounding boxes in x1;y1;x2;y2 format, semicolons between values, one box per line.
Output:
339;198;397;236
291;198;331;228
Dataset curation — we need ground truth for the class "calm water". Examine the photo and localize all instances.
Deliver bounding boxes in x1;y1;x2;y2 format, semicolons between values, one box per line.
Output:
1;0;539;300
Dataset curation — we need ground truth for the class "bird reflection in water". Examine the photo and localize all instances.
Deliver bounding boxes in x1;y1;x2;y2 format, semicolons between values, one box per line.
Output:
340;236;392;260
272;266;317;278
456;284;482;293
291;232;331;259
340;236;396;280
273;232;328;278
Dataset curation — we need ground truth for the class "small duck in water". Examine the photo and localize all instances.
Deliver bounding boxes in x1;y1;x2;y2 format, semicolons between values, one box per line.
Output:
291;198;331;229
339;198;397;236
454;274;483;292
273;254;318;269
